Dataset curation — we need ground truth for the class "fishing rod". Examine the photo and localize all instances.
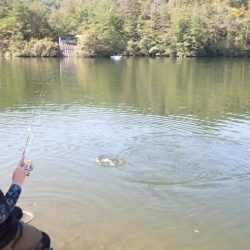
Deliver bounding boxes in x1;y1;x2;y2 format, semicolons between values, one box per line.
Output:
23;86;46;156
22;85;46;176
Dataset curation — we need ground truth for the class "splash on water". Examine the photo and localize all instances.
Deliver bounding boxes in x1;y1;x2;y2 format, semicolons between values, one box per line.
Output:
96;155;124;167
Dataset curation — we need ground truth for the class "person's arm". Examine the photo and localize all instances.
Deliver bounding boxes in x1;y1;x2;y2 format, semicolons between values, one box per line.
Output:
0;184;21;223
0;156;26;224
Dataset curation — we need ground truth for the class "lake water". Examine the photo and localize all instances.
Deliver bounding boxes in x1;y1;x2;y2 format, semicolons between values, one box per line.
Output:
0;58;250;250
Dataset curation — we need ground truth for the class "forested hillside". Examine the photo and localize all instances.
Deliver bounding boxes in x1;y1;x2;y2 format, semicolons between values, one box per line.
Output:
1;0;250;57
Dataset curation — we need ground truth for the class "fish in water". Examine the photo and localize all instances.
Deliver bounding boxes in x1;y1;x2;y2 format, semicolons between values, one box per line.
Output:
96;155;123;167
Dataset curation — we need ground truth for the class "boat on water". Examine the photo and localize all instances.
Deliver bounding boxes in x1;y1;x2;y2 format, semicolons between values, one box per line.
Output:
110;55;122;60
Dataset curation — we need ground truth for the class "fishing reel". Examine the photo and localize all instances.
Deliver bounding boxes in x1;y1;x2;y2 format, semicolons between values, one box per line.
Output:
24;160;34;176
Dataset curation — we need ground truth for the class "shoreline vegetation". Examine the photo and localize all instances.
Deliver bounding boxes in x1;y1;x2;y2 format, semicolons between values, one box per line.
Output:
1;0;250;58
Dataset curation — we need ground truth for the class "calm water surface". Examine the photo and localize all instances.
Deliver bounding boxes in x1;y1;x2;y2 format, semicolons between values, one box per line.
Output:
0;58;250;250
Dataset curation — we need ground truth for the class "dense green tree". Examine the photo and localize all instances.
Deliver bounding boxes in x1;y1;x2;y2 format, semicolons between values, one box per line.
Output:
0;16;18;39
0;0;12;18
76;0;126;56
229;0;249;7
1;0;250;57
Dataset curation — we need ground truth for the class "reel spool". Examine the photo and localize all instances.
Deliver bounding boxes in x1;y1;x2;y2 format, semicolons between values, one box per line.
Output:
24;160;34;176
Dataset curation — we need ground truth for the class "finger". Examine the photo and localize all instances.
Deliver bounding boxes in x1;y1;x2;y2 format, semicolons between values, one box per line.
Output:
18;155;25;167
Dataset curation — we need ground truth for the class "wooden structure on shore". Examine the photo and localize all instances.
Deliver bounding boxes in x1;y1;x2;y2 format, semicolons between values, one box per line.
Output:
59;35;76;57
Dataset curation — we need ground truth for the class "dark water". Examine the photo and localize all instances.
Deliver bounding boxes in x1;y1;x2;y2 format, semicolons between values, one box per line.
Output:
0;58;250;250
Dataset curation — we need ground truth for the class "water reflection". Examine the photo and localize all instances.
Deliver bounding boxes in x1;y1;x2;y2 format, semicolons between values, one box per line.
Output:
1;58;250;120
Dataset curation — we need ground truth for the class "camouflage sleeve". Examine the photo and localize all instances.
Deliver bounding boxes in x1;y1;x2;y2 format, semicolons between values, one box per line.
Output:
0;184;21;223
